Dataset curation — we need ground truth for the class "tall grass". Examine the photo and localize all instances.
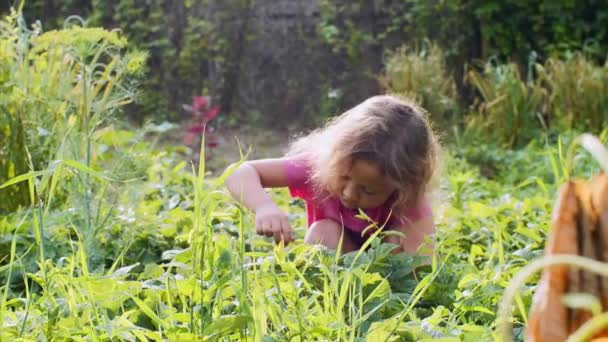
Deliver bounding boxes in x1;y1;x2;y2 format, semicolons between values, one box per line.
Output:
466;61;545;148
0;9;145;215
0;9;146;270
537;52;608;131
466;53;608;148
2;127;568;340
0;9;37;211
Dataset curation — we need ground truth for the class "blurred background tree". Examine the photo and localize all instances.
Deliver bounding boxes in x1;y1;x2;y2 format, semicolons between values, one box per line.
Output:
2;0;607;130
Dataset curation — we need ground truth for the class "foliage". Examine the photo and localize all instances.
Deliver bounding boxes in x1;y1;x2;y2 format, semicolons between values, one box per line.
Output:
316;0;411;113
3;3;608;340
537;52;608;132
9;1;230;122
465;53;608;148
10;0;608;127
0;9;144;213
465;60;545;148
318;0;608;122
378;0;608;63
90;0;219;122
317;1;407;64
470;0;608;61
380;43;457;121
4;119;601;339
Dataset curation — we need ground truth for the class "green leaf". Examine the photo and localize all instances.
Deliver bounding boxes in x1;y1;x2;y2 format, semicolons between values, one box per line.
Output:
204;314;250;339
469;202;494;218
458;274;478;289
353;269;383;286
62;159;118;181
459;305;495;315
130;295;170;330
87;278;142;311
0;169;54;189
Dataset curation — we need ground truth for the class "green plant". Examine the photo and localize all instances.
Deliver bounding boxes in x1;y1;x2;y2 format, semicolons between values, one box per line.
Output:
0;10;145;214
380;43;457;121
538;52;608;132
0;10;146;283
3;123;585;340
466;61;545;148
5;4;608;341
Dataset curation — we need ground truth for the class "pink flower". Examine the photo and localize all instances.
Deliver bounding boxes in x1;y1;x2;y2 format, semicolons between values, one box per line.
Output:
207;136;219;148
193;96;208;112
204;106;220;122
183;132;195;145
187;124;205;134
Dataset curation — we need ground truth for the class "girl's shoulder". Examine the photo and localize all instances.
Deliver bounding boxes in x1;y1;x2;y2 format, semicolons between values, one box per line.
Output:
284;156;313;178
284;156;317;199
284;152;319;178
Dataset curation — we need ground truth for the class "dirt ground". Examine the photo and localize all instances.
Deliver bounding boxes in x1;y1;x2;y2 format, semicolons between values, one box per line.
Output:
153;123;301;175
205;126;295;173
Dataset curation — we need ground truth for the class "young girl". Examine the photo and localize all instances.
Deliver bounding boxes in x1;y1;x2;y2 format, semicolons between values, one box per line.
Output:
225;95;439;254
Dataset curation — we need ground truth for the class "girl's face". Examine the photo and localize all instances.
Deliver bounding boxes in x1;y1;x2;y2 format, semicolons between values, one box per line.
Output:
336;159;397;209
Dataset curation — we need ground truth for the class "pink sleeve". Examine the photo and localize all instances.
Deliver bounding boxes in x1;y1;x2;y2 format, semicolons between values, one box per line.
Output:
284;159;314;199
390;198;433;227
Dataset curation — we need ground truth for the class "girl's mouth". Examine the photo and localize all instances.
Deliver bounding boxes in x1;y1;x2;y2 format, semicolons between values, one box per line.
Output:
340;199;357;209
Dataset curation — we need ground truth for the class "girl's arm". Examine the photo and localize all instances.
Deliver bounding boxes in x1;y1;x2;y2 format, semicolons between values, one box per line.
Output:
225;158;289;210
225;158;294;244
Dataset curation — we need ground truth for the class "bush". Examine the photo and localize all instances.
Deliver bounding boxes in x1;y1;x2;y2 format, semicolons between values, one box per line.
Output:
465;53;608;148
465;61;545;148
380;43;457;122
0;11;145;213
538;53;608;132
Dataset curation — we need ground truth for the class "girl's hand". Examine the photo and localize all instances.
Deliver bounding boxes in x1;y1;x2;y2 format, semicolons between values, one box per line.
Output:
254;203;294;245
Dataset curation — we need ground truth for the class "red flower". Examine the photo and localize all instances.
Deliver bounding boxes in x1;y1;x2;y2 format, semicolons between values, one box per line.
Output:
204;106;220;122
187;124;205;134
193;96;208;112
183;132;195;145
182;96;222;161
207;136;219;148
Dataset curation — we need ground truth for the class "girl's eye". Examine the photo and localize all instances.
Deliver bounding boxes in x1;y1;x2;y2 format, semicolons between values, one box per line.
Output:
362;188;376;195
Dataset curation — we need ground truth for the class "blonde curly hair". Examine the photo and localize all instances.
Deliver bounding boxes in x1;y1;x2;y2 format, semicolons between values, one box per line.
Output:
288;94;440;210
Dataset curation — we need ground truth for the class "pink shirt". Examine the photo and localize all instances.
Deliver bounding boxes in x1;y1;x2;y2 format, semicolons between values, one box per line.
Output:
284;159;432;235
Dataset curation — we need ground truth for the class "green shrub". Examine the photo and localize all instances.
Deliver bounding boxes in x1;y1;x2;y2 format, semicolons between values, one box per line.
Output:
537;53;608;132
0;11;145;213
466;61;545;148
466;53;608;148
380;43;457;121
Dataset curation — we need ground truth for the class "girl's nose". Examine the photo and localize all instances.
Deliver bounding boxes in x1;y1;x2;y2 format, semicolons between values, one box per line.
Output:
342;183;358;202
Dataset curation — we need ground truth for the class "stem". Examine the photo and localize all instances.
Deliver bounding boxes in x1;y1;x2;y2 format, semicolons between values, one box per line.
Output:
80;62;92;241
496;254;608;341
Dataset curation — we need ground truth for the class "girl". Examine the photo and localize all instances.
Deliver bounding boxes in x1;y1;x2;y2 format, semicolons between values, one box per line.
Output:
225;95;439;254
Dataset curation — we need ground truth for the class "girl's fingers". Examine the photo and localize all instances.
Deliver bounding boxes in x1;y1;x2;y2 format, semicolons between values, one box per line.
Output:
261;220;274;237
271;218;283;243
255;219;263;235
257;215;293;244
281;218;293;243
